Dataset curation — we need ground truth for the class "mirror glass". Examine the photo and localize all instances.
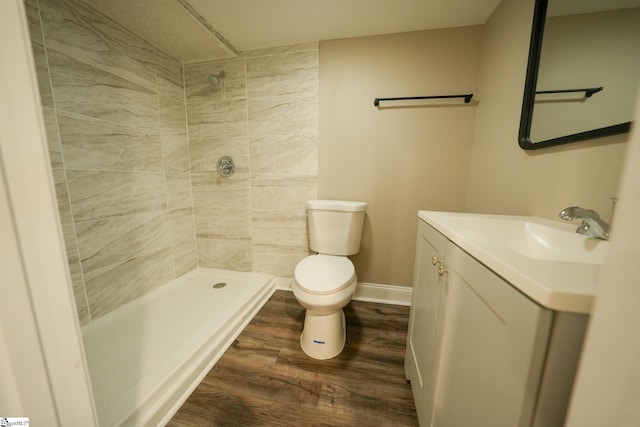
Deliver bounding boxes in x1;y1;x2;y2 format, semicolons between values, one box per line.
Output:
519;0;640;149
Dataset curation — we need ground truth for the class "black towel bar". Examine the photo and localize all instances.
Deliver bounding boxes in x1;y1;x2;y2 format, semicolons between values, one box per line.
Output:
374;93;473;106
535;87;603;98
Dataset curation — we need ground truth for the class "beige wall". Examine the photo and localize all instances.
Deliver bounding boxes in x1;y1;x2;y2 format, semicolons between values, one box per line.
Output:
565;90;640;427
466;0;628;222
319;28;482;286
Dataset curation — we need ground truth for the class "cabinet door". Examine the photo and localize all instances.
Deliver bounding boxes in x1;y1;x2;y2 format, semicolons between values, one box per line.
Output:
432;244;553;427
405;220;448;426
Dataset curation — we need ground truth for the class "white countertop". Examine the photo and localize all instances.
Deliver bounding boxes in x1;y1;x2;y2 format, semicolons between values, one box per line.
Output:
419;211;603;314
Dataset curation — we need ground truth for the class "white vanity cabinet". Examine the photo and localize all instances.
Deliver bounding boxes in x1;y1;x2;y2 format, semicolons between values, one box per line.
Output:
432;243;552;426
406;217;588;427
404;219;449;424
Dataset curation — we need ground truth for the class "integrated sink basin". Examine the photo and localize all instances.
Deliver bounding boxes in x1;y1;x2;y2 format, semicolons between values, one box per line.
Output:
419;211;608;313
441;214;608;264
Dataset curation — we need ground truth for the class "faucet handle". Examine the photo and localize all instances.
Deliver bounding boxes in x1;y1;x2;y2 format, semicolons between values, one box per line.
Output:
576;221;590;235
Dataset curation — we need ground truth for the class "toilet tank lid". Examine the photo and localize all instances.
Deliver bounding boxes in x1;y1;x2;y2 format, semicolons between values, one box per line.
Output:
307;200;367;212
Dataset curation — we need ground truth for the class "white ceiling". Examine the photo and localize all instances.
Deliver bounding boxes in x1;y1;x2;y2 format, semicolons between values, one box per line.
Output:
184;0;503;51
80;0;640;63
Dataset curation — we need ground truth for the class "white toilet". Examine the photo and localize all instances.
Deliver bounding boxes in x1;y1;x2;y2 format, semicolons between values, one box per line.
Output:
293;199;367;359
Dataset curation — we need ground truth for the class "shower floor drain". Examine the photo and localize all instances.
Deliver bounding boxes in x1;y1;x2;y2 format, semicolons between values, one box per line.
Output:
212;282;227;289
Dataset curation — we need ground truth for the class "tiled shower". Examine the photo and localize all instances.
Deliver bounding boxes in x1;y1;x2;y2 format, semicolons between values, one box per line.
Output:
27;0;319;326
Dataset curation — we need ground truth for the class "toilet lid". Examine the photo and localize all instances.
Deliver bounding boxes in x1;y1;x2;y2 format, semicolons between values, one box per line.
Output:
295;255;355;295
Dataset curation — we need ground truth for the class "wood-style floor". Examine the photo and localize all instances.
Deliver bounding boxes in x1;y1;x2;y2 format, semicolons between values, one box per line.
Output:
167;290;418;426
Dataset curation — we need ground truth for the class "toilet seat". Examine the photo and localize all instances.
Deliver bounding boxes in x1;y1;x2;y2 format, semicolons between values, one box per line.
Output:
295;254;355;295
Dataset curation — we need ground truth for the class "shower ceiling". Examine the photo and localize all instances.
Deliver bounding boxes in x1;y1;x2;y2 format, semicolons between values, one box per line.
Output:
82;0;502;62
82;0;238;63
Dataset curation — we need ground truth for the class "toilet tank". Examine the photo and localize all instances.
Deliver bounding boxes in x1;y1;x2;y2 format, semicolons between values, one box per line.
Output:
307;200;367;256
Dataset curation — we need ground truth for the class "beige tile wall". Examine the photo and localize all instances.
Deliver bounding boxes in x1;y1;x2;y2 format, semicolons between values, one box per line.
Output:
26;0;319;325
26;0;197;324
184;43;319;277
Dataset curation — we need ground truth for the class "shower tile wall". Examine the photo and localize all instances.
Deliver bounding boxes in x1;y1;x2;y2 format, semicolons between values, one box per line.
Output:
184;43;319;277
25;0;197;324
25;0;319;326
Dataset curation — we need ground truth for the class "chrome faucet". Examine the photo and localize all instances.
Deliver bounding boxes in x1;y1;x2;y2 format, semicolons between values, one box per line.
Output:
559;206;610;240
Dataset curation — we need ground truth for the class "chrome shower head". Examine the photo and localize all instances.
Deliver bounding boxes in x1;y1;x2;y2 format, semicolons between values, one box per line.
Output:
207;70;226;86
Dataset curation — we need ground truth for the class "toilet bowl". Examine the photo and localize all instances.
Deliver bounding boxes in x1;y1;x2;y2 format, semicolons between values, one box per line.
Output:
293;254;358;359
292;200;367;360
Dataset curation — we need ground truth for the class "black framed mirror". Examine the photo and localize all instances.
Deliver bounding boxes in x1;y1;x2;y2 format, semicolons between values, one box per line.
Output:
519;0;640;150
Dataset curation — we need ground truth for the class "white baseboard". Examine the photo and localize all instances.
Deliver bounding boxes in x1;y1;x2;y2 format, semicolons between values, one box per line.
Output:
275;277;412;307
352;282;412;306
275;277;294;291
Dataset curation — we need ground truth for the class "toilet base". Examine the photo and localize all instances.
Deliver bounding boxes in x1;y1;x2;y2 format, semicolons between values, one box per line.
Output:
300;309;346;360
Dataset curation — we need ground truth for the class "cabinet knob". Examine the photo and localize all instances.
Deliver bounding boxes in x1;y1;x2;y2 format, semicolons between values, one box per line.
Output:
433;256;448;275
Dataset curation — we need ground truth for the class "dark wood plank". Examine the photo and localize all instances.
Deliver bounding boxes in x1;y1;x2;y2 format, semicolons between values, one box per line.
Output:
167;291;418;426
